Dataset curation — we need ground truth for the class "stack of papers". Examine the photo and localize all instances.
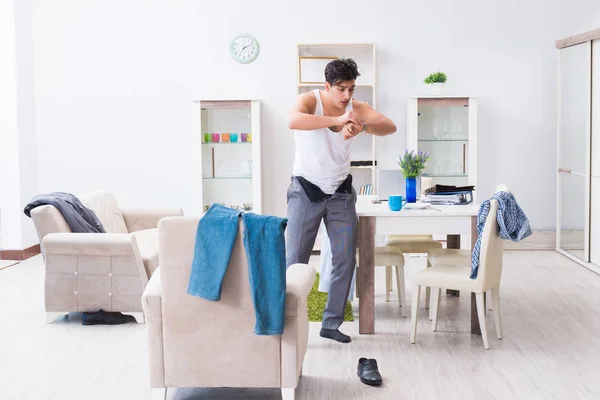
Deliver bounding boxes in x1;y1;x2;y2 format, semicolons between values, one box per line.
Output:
421;185;474;205
421;193;470;205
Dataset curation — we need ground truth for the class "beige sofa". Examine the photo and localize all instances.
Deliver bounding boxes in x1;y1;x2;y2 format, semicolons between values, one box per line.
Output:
29;190;183;323
142;215;315;400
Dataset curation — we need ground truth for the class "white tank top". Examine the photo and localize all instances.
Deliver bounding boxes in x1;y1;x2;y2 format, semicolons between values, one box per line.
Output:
292;89;355;194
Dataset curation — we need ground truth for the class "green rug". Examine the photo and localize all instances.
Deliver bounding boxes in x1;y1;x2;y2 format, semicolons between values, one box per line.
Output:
307;273;354;322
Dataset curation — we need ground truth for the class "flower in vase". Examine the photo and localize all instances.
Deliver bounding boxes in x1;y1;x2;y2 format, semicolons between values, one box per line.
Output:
398;149;431;179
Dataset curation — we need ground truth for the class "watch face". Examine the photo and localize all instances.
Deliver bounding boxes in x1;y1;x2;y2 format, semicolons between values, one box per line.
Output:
231;35;259;63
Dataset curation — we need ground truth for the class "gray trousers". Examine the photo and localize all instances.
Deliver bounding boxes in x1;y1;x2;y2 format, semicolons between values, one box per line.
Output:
285;176;357;330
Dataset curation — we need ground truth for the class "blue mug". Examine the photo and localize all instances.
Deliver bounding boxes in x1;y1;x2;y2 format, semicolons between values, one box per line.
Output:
388;195;407;211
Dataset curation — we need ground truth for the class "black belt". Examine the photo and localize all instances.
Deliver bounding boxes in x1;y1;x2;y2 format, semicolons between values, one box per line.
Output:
293;174;353;203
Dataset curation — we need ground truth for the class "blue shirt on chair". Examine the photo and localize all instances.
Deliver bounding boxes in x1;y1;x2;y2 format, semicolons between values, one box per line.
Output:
471;191;532;279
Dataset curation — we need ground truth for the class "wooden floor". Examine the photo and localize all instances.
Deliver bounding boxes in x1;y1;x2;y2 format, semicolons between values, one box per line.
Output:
1;251;600;399
0;259;20;271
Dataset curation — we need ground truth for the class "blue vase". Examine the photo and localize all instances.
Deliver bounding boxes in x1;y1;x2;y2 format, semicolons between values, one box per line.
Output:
406;177;417;203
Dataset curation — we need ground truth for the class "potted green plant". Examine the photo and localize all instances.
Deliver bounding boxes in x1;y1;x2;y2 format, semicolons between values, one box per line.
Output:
398;149;431;202
424;71;447;95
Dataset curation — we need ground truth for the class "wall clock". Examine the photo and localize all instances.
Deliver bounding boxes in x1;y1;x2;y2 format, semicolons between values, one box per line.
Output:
230;34;259;64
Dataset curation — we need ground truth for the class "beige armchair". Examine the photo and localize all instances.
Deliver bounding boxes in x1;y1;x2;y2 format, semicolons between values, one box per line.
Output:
29;190;183;323
142;216;315;400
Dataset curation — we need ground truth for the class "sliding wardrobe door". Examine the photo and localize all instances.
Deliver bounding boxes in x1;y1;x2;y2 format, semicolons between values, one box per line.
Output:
591;40;600;266
557;41;591;262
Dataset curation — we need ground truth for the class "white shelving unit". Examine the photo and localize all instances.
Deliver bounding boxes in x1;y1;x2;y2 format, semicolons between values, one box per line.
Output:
195;100;262;214
406;96;478;200
405;96;478;250
296;43;377;195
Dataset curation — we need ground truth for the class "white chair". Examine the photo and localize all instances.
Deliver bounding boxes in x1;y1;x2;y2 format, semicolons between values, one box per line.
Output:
424;184;511;317
385;234;443;310
425;248;493;318
385;234;443;253
356;246;407;317
410;197;504;350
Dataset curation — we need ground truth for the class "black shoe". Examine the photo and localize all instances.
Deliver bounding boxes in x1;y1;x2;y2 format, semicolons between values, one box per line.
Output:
82;309;127;325
357;358;382;386
320;328;351;343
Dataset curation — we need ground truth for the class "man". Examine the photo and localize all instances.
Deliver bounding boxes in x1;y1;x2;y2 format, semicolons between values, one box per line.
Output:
286;58;396;343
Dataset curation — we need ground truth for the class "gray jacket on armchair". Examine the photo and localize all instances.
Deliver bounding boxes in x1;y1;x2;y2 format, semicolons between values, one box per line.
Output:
24;192;106;233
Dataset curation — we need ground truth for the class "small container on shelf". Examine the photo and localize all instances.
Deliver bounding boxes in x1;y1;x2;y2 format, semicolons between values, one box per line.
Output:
222;133;230;142
212;133;220;143
230;133;239;142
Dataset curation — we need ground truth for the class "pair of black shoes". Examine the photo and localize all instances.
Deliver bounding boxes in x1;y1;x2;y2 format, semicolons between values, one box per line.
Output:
357;358;382;386
82;309;129;325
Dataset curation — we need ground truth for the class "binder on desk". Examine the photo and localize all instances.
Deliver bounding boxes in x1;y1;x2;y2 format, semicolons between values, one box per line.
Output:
423;184;475;195
421;187;474;205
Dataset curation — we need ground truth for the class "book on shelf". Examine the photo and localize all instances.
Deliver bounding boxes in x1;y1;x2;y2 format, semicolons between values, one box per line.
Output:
359;184;373;195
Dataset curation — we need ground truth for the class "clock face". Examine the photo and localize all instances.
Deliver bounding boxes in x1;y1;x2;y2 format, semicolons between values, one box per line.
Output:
231;34;259;64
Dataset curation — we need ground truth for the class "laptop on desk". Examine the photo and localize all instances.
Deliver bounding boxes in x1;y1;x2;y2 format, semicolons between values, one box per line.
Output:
376;169;406;200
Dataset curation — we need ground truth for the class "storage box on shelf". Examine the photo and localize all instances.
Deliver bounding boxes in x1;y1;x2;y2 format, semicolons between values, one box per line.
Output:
197;100;262;214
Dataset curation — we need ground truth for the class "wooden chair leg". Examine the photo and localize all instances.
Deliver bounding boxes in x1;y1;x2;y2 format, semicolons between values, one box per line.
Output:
425;259;431;310
410;285;421;344
492;285;502;339
395;265;406;317
476;292;490;349
432;288;441;331
385;266;392;301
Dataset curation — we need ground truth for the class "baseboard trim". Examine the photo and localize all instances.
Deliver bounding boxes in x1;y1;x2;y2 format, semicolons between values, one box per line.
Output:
503;230;557;250
0;244;41;260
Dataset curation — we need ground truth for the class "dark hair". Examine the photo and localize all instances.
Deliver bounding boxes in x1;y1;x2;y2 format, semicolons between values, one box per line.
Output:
324;58;360;85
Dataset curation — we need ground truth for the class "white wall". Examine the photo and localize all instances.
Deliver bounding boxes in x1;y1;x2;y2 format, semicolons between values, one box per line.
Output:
204;109;251;134
0;0;22;249
581;8;600;32
15;0;39;248
0;0;39;250
28;0;599;231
